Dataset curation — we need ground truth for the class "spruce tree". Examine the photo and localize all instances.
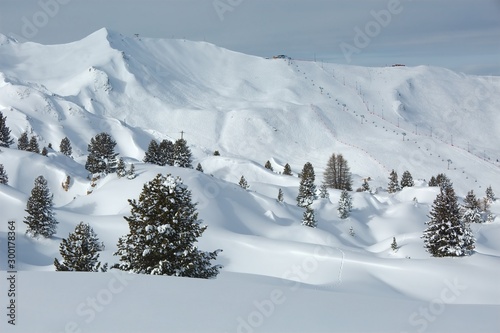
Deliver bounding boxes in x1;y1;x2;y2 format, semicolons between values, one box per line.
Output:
277;188;284;203
428;176;437;187
264;160;273;172
239;175;249;189
436;173;451;188
159;139;174;166
173;138;192;168
54;222;107;272
116;158;127;178
318;184;329;199
59;137;72;156
391;237;398;251
114;174;221;278
323;153;352;190
196;163;204;172
0;164;8;185
400;170;414;188
17;132;29;151
0;111;14;147
301;206;317;228
127;164;136;180
297;162;316;207
283;163;293;176
143;139;160;164
28;136;40;154
24;175;58;238
422;182;475;257
85;132;118;175
337;189;353;219
461;190;483;224
486;185;495;203
387;169;400;193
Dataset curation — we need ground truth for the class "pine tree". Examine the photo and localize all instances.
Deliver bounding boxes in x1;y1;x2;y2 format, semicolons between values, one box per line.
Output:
196;163;204;172
391;237;398;251
114;174;221;278
428;176;437;187
297;162;316;207
24;175;58;238
387;169;400;193
85;132;118;175
277;188;284;203
59;137;72;156
127;164;136;180
17;132;29;151
400;170;414;188
28;136;40;154
0;111;14;147
239;175;249;189
116;158;127;178
143;139;160;164
301;206;317;228
159;139;174;166
213;150;220;156
173;138;192;168
264;160;273;172
422;182;475;257
283;163;293;176
0;164;8;185
436;173;451;188
337;189;353;219
460;190;483;224
323;153;352;190
41;147;48;156
486;185;495;203
54;222;107;272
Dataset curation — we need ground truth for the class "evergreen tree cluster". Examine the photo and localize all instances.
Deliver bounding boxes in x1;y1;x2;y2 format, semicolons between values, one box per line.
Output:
144;138;192;168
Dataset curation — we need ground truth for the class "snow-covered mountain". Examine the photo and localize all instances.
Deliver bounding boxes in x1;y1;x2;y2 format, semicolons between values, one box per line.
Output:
0;28;499;333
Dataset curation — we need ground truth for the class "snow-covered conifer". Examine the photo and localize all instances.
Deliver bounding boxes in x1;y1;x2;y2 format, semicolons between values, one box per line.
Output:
361;179;370;192
143;139;159;164
196;163;204;172
17;132;29;151
54;222;107;272
422;182;475;257
283;163;293;176
264;160;273;171
59;137;72;156
85;132;118;175
400;170;414;188
277;188;284;203
301;206;317;228
318;184;329;199
0;164;8;185
116;158;127;178
461;190;483;224
24;175;58;238
486;185;495;203
173;138;192;168
297;162;316;207
337;189;352;219
239;175;249;189
159;139;174;166
387;169;400;193
115;174;221;278
0;111;14;148
391;237;398;251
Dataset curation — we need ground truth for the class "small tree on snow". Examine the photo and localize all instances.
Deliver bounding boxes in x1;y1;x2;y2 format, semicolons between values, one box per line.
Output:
337;189;352;219
400;170;414;188
17;132;29;151
283;163;293;176
239;175;249;189
127;164;136;180
301;206;317;228
387;169;400;193
173;138;192;168
391;237;398;251
264;160;273;172
114;173;221;278
361;179;370;192
422;182;475;257
461;190;483;224
0;164;8;185
485;185;495;203
196;163;204;173
297;162;316;207
24;175;58;238
116;158;127;178
0;111;14;148
318;184;329;199
59;137;72;157
54;222;107;272
277;188;284;203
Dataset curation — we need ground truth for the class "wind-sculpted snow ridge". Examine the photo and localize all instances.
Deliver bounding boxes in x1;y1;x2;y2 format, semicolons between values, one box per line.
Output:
0;28;499;333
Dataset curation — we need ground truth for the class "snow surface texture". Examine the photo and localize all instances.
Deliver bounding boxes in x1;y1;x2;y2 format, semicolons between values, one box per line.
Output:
0;28;499;333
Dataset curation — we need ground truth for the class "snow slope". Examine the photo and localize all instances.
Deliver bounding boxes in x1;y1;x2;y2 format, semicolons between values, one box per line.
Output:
0;29;499;333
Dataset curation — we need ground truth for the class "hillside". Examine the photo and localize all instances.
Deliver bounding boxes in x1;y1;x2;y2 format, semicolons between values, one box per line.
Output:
0;28;499;333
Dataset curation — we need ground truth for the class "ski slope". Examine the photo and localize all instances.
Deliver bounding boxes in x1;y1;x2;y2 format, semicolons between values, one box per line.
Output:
0;28;499;333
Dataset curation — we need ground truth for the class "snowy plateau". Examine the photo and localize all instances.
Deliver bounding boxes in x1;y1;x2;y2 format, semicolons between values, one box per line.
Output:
0;28;499;333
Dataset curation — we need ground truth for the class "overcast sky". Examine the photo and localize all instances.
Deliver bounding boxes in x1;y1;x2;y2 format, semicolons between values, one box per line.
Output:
0;0;499;75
